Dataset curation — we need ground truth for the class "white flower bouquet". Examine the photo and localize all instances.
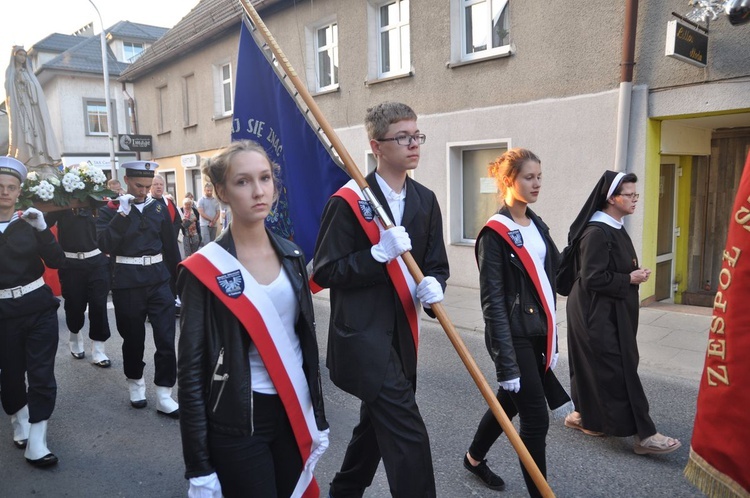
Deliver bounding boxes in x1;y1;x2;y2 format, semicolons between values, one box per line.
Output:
18;162;117;210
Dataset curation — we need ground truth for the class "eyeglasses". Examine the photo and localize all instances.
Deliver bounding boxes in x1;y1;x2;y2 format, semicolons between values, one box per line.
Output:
616;193;640;200
375;134;426;146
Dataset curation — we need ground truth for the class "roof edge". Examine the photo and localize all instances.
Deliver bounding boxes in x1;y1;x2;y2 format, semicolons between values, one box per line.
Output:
120;0;289;82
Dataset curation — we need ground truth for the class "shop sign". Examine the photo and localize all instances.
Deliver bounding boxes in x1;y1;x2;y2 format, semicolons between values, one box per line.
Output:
666;20;708;68
119;134;153;152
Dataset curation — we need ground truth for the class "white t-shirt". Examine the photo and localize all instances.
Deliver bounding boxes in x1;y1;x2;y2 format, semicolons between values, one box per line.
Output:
248;268;302;394
517;221;547;268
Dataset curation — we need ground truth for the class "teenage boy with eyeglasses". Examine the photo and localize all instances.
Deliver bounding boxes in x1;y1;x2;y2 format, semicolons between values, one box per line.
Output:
314;102;449;497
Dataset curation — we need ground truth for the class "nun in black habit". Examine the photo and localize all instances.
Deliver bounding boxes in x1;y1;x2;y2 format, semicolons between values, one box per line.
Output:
561;171;681;455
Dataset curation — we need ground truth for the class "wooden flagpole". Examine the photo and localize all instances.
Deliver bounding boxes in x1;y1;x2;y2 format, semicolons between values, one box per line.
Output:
237;1;554;496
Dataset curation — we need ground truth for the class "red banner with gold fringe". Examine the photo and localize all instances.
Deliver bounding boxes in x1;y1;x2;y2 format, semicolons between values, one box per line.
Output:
685;151;750;498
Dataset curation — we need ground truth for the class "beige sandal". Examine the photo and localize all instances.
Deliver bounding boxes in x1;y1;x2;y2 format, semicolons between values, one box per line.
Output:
564;412;605;437
634;433;682;455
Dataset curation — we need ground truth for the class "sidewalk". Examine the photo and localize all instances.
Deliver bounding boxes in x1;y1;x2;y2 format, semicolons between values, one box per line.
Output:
438;285;712;382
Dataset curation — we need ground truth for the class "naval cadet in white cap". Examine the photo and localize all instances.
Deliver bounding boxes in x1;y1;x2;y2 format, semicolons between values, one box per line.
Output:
0;156;65;467
96;160;181;418
46;174;112;367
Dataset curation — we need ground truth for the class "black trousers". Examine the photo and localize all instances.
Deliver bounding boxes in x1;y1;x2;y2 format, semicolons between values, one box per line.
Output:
330;347;435;498
59;263;111;341
0;306;58;422
208;392;302;498
112;282;176;386
469;336;549;498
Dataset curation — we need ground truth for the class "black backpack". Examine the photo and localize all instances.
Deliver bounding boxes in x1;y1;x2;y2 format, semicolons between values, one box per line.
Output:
556;224;613;296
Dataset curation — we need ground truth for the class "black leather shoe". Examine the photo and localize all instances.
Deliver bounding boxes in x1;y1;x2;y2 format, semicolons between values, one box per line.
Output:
26;452;58;468
70;351;85;360
93;359;111;368
463;454;505;490
14;439;27;449
131;399;147;409
157;408;179;419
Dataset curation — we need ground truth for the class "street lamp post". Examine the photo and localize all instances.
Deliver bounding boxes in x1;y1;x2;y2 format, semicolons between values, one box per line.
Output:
89;0;117;178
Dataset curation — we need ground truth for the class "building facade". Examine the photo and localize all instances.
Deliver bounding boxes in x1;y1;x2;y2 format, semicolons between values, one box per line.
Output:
28;21;167;178
122;0;750;304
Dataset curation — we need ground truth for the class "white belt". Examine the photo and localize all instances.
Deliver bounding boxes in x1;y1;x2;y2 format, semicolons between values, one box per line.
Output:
115;254;163;266
0;277;45;299
64;249;102;260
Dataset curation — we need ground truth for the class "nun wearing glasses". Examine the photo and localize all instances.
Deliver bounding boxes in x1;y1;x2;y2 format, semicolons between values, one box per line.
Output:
563;171;681;456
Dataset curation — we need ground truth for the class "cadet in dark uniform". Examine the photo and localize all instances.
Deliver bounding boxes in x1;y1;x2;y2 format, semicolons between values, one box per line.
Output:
46;205;111;367
0;157;65;467
96;160;181;418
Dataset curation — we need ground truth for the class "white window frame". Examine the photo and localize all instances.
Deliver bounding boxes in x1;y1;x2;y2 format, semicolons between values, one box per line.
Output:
305;17;339;94
183;167;202;201
450;0;511;65
161;170;177;199
123;41;145;63
367;0;411;82
84;99;110;136
447;139;510;245
213;61;233;118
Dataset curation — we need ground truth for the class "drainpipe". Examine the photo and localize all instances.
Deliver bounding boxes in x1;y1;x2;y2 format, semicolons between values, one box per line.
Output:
613;0;639;173
122;84;140;160
122;85;138;134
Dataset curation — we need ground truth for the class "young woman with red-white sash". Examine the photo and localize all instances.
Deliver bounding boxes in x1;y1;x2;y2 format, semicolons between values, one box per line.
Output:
177;141;328;498
462;149;572;498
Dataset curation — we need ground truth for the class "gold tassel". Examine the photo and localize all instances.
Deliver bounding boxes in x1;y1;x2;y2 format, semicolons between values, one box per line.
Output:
684;447;750;498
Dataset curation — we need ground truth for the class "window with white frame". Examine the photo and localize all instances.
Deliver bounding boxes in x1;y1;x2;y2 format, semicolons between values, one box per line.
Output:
454;0;510;63
188;169;202;199
163;171;177;199
315;22;339;91
366;0;410;81
123;42;145;62
85;100;109;135
214;62;233;117
448;142;508;243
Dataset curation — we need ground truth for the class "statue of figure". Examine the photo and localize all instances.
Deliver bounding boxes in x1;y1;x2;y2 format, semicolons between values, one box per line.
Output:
5;46;61;174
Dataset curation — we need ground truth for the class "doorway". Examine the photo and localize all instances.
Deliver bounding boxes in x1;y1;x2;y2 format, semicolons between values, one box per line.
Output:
655;161;677;301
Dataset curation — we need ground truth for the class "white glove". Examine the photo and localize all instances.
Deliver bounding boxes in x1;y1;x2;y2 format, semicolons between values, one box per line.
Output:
499;377;521;393
188;473;222;498
117;194;135;216
549;352;559;371
416;276;444;308
304;429;330;474
371;226;412;263
21;207;47;231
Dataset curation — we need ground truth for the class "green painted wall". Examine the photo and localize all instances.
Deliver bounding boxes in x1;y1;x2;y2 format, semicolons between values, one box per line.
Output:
640;119;661;302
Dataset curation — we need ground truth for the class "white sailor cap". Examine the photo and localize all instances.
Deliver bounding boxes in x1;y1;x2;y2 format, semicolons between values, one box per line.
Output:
122;160;159;178
0;156;28;182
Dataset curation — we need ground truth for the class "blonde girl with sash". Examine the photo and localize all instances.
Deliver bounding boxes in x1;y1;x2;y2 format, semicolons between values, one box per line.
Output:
177;140;328;498
462;148;571;497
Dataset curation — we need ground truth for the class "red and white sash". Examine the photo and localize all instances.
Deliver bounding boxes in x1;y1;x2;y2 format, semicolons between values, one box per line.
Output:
326;179;422;352
180;243;322;498
485;214;557;370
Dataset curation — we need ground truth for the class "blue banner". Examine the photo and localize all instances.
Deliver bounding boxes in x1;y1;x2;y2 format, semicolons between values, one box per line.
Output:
231;20;349;261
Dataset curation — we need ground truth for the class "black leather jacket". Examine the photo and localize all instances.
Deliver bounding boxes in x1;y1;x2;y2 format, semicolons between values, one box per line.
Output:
476;207;560;382
176;229;328;479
